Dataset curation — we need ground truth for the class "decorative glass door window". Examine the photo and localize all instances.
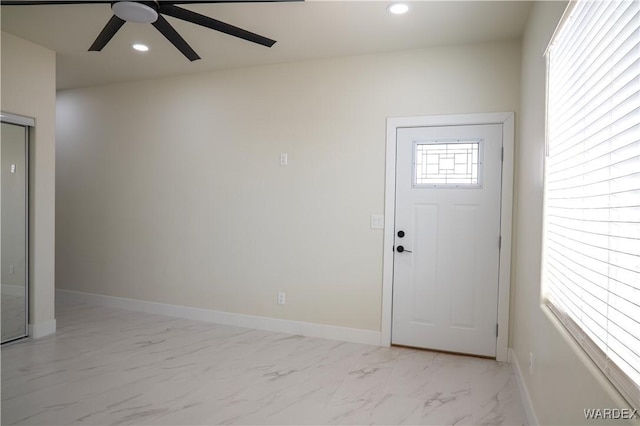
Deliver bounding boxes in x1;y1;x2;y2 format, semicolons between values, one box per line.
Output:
413;139;482;188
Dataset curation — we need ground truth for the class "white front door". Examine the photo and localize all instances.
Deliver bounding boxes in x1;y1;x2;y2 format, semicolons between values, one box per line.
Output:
391;123;503;357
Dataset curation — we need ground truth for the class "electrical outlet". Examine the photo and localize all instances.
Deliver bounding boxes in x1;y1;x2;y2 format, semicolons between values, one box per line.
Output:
277;292;286;305
528;352;534;374
280;153;288;166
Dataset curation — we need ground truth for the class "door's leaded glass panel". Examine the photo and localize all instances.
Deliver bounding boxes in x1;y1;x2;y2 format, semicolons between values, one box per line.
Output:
413;139;482;187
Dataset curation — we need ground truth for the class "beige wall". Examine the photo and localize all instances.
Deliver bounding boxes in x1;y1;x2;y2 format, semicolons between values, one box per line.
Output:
56;40;520;332
513;2;636;424
1;31;56;334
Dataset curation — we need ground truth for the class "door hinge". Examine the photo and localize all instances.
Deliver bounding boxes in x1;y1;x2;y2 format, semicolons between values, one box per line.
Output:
501;147;504;162
498;236;502;250
496;323;499;337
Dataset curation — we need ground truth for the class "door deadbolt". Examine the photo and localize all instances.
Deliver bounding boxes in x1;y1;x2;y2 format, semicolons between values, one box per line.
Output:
397;230;405;238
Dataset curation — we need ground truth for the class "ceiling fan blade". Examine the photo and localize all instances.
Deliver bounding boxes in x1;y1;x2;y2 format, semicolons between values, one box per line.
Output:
88;15;126;52
152;15;201;62
159;4;276;48
1;1;112;4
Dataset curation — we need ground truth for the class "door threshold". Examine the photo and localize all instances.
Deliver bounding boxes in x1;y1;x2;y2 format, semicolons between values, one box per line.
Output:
391;344;496;360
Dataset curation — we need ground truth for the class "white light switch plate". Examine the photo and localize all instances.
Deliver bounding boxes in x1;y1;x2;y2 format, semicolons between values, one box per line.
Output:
370;214;384;229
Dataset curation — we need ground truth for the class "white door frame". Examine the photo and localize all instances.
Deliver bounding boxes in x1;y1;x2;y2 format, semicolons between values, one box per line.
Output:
381;112;514;362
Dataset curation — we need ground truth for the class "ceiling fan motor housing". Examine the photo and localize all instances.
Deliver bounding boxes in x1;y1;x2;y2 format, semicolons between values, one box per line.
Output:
112;1;158;23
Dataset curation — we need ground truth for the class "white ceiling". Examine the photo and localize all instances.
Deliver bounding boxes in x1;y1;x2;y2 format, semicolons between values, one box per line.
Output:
1;1;532;90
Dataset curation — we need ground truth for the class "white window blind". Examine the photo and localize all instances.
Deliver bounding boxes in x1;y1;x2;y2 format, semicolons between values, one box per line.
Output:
544;0;639;409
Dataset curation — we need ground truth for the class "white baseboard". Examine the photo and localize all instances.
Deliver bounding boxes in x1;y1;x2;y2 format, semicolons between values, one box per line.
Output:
510;348;538;426
29;319;56;339
56;289;382;346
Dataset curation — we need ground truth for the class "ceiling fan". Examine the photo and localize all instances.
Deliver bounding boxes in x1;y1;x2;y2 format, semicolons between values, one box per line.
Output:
0;0;300;61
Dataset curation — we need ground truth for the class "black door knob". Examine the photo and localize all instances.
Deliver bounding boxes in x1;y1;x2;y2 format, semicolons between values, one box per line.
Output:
396;245;412;253
397;230;405;238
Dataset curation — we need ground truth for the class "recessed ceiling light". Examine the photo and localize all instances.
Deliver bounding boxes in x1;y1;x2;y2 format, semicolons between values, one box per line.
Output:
387;3;409;14
132;44;149;52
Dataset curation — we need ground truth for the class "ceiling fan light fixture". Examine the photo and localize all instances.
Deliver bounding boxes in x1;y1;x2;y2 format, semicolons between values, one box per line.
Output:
387;2;409;15
112;1;158;24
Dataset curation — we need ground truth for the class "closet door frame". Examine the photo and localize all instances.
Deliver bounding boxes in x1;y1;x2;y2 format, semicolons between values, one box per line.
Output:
1;111;34;344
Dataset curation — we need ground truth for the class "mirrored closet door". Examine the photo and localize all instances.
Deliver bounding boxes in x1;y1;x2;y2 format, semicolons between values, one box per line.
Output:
1;118;29;343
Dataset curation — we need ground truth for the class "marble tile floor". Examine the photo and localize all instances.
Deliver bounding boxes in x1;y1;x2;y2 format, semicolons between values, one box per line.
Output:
1;302;526;425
